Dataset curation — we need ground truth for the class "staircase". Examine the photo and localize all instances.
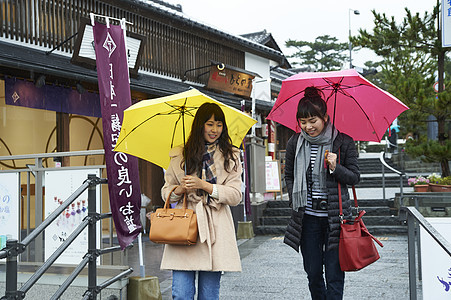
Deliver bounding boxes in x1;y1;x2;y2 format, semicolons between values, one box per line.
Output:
357;157;408;188
255;155;407;236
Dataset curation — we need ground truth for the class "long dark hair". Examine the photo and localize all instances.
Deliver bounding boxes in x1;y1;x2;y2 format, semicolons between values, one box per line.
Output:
296;86;328;126
183;102;238;175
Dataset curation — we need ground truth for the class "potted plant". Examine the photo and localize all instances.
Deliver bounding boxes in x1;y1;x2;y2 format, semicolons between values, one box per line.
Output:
429;176;451;192
427;173;441;184
408;176;430;192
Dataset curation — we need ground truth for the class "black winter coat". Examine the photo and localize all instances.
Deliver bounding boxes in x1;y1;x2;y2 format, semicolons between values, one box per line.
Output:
283;132;360;252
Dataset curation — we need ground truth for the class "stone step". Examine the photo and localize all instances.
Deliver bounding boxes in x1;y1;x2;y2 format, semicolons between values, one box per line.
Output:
255;224;408;236
258;213;400;227
261;206;395;217
263;207;292;216
360;216;402;226
356;199;393;207
351;207;394;216
267;198;396;208
259;216;290;226
367;225;407;235
265;200;290;208
255;225;286;235
358;158;396;171
356;177;407;188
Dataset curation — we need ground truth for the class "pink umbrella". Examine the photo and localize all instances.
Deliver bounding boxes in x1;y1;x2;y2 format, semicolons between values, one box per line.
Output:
267;69;409;142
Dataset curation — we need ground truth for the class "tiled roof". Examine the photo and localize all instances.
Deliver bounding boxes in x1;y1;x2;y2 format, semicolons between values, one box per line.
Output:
137;0;285;62
241;30;272;44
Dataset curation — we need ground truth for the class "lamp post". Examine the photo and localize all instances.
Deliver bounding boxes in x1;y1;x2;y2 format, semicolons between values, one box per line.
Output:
348;9;360;69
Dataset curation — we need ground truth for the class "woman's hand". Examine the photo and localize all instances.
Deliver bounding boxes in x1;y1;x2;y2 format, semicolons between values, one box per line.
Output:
325;151;337;171
173;184;187;196
182;175;213;194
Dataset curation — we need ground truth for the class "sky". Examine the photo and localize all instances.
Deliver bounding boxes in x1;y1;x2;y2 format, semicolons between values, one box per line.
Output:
165;0;438;68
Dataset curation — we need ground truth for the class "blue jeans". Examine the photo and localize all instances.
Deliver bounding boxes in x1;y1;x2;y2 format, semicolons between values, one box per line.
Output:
300;214;345;300
172;270;221;300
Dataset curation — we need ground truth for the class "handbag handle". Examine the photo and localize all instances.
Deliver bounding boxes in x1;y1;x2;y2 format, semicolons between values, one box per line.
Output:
337;149;359;221
163;186;188;210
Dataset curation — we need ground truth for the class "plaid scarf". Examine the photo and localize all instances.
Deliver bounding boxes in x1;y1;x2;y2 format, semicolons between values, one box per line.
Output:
200;142;217;203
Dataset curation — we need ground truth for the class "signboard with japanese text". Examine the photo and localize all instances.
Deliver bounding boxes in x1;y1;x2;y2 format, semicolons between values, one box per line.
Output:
0;173;20;262
442;0;451;47
44;169;101;264
265;160;281;192
207;65;255;98
93;20;142;249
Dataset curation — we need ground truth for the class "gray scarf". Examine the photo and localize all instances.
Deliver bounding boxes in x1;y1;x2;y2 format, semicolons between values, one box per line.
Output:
292;120;337;211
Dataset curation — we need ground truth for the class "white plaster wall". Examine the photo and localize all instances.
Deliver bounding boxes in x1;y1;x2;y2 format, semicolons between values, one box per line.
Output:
244;52;271;102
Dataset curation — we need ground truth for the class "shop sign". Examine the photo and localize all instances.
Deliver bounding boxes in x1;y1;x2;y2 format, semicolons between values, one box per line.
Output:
4;77;101;117
207;65;255;98
93;19;142;249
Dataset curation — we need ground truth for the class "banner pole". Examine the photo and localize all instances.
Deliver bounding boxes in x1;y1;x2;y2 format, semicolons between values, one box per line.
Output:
121;17;145;277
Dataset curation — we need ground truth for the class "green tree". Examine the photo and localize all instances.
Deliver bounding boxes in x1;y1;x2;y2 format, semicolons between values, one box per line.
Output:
286;35;348;71
352;5;451;176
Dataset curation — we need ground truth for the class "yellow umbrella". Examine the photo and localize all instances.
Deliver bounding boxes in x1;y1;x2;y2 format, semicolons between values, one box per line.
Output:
114;88;257;169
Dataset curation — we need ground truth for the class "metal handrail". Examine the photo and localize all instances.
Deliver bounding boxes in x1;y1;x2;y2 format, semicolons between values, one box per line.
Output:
379;151;404;176
0;149;105;161
50;255;91;300
401;207;451;256
0;149;108;263
399;206;451;299
20;218;91;294
1;174;128;300
379;151;406;200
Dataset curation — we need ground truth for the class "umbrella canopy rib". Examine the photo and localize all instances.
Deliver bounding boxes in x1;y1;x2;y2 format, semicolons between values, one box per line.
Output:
323;78;381;142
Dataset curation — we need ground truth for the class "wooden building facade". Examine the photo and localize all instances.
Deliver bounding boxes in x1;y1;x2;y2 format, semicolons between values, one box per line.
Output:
0;0;287;211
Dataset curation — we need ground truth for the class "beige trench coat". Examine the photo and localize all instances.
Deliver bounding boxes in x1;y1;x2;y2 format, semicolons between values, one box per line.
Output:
159;146;242;272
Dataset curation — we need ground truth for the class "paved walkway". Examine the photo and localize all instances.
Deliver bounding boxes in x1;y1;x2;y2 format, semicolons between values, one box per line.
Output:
133;186;418;299
155;234;420;299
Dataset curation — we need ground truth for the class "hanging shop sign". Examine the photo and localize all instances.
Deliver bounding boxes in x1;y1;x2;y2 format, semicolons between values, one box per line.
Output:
4;77;101;117
72;17;145;77
207;63;257;98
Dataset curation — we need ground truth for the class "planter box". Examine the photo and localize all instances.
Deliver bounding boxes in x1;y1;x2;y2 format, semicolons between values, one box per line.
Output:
414;185;429;192
429;184;451;193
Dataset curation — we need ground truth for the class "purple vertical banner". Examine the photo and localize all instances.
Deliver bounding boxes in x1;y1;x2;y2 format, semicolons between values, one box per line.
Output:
92;21;142;249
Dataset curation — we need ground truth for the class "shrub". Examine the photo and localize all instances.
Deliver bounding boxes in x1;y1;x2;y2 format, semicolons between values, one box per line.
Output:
437;176;451;185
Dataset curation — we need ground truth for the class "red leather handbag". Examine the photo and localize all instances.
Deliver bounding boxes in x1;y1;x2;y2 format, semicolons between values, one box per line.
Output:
337;151;383;271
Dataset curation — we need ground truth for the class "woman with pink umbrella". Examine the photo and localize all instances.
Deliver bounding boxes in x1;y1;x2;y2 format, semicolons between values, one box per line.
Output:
283;87;360;299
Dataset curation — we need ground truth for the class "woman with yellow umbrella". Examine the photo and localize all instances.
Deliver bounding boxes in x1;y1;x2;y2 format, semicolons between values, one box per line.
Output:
114;89;256;298
160;102;242;299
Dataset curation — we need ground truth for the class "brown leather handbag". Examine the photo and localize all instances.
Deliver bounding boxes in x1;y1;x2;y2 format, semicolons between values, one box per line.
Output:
148;187;198;245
